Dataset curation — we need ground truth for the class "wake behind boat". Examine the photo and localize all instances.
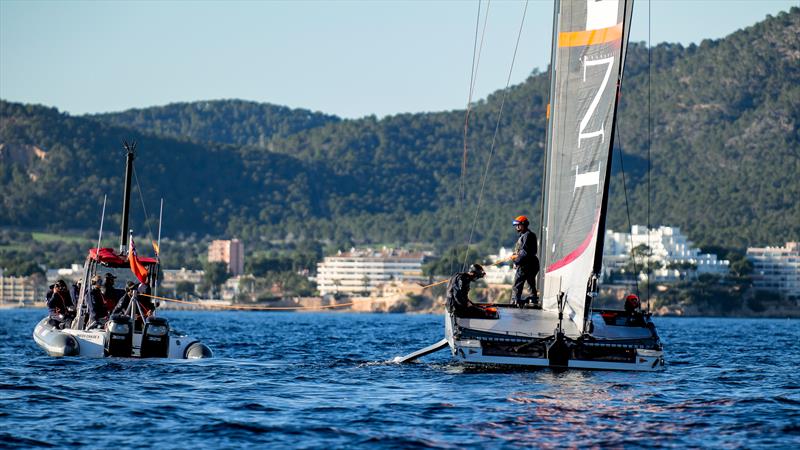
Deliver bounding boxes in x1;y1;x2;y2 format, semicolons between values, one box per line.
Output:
32;144;212;359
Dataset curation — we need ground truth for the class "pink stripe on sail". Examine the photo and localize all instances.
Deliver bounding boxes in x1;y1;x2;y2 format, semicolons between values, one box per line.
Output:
546;212;600;273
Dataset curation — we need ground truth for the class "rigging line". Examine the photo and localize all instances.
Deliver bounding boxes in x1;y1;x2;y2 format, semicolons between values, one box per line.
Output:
646;0;652;311
462;0;529;271
455;0;490;274
613;123;640;298
460;0;483;216
460;1;490;213
132;165;155;243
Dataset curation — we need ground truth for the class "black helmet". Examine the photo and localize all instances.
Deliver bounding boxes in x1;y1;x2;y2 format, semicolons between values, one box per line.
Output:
469;264;485;279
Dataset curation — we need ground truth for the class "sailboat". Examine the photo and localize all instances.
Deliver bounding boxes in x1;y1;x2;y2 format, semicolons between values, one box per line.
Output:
32;145;213;359
399;0;663;371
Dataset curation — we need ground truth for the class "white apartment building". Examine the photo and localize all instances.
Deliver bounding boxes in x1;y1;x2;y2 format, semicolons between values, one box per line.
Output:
316;248;428;296
603;225;729;281
747;242;800;299
484;247;515;284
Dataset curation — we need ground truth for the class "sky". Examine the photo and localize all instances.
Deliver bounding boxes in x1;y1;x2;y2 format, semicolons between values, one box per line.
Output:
0;0;796;119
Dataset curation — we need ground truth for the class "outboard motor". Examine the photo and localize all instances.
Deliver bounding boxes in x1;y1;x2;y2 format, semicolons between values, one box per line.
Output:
105;314;133;357
141;317;170;358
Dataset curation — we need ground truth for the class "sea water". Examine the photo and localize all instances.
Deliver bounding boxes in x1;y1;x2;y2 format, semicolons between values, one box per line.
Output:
1;309;798;448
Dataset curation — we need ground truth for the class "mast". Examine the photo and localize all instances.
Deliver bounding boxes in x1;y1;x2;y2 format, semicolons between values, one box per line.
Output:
537;0;561;295
120;142;136;254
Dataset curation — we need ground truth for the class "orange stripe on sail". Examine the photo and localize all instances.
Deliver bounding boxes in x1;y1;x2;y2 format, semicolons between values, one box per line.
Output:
558;23;622;48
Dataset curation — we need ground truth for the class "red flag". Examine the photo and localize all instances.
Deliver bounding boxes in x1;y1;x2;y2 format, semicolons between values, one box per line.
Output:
129;235;149;284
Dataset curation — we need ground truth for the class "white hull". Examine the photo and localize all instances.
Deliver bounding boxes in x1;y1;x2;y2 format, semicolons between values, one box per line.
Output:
445;308;664;372
33;318;212;359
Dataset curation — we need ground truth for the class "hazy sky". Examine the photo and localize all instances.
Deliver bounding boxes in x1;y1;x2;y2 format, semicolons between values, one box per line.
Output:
1;0;795;118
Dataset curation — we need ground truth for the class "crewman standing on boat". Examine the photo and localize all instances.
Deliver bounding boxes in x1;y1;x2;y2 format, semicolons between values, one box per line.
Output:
510;215;540;307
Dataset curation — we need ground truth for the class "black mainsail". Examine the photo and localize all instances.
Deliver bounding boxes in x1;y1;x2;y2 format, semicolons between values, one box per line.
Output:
539;0;634;334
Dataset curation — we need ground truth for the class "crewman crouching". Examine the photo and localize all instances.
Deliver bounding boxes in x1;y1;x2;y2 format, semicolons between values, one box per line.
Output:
446;264;497;319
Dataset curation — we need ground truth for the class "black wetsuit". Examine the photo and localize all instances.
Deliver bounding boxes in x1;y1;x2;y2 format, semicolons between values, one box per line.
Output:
87;288;108;326
446;272;490;319
46;290;74;327
512;229;540;304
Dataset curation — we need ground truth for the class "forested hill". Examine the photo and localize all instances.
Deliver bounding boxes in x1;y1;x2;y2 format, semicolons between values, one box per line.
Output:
1;8;798;251
91;100;341;147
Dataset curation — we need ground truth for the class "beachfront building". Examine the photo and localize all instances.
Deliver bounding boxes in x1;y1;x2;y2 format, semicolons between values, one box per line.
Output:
484;247;515;284
208;239;244;276
603;225;729;281
747;242;800;300
0;269;47;306
316;248;428;296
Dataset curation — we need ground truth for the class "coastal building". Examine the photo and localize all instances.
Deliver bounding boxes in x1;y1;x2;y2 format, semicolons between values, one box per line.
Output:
161;268;205;291
316;248;428;296
603;225;729;281
0;269;47;305
747;242;800;300
45;264;83;285
208;239;244;276
484;247;515;284
221;275;257;301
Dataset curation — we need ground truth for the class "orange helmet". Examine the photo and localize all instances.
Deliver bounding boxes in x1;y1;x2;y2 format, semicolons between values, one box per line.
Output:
512;215;529;226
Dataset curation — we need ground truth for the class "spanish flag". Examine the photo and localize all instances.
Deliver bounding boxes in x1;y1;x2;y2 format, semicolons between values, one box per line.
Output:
129;234;149;284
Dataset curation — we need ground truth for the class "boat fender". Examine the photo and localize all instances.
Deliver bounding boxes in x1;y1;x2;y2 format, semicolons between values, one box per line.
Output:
49;332;80;357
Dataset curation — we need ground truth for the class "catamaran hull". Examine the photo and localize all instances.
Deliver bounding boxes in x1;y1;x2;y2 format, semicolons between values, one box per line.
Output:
445;311;664;372
33;318;212;359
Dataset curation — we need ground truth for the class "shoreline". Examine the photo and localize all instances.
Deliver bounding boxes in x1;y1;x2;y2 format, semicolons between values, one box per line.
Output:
2;304;797;319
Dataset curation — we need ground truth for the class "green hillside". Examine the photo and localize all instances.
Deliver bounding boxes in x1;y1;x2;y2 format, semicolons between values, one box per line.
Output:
91;99;341;147
0;102;339;237
1;8;798;253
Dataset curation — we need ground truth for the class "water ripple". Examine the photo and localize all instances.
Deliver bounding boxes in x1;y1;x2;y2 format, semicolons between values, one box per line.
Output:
2;310;799;448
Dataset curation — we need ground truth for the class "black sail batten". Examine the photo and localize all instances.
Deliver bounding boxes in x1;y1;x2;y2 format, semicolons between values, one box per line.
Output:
538;0;635;335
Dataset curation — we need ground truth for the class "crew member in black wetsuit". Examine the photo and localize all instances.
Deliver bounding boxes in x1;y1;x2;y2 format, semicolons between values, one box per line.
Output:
113;280;154;319
510;215;540;308
446;264;494;319
624;293;645;326
47;279;75;328
87;275;108;328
